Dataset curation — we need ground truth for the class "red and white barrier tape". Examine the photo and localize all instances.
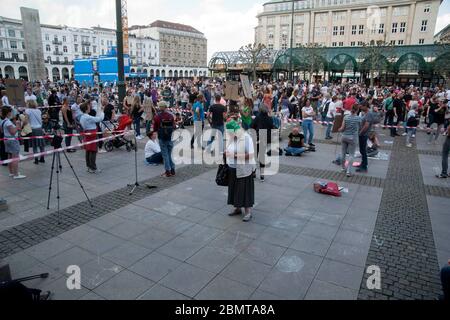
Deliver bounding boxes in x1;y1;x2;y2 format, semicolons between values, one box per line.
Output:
282;118;443;131
0;132;130;165
0;130;127;141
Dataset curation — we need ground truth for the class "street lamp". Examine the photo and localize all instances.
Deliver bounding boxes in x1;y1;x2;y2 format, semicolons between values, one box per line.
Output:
289;0;295;81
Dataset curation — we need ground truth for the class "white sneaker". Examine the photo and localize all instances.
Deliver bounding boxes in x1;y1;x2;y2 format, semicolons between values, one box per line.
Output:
406;143;412;148
136;136;143;140
412;135;416;138
13;174;26;180
98;149;107;154
402;133;407;136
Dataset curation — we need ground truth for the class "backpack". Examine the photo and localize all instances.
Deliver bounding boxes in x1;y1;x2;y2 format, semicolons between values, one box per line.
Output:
320;101;331;118
385;98;394;111
158;117;174;141
314;181;342;197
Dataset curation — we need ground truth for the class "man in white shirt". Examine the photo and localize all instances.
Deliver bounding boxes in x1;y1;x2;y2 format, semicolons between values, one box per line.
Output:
144;131;163;165
24;87;37;104
1;90;10;106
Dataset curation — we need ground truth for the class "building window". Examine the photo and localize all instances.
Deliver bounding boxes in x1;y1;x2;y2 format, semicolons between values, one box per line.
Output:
12;53;19;60
421;20;427;32
102;49;105;55
10;41;17;49
390;40;396;45
352;25;357;35
63;36;66;42
20;31;24;38
339;26;345;35
424;5;430;13
339;42;344;47
0;52;5;59
8;29;15;37
101;39;104;45
0;40;2;49
400;22;406;33
358;25;364;35
74;35;77;42
379;24;385;34
93;37;96;43
398;40;404;45
93;46;97;53
45;34;49;41
332;42;337;47
392;23;398;33
64;57;68;63
74;44;78;52
23;54;27;61
22;42;25;49
419;38;425;44
333;26;338;36
281;43;288;49
350;41;355;46
46;44;50;52
63;46;68;53
357;41;364;46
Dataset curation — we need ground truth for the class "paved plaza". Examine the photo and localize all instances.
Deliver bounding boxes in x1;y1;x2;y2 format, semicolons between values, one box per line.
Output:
0;125;449;300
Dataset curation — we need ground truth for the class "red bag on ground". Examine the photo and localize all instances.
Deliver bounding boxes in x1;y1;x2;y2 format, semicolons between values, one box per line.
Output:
314;182;342;197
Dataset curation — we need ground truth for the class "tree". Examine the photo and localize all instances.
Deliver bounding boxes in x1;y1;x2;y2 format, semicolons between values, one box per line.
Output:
238;43;270;81
301;43;326;83
432;42;450;85
360;40;395;88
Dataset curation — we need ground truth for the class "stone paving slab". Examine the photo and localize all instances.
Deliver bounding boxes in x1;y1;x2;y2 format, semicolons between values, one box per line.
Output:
0;129;448;300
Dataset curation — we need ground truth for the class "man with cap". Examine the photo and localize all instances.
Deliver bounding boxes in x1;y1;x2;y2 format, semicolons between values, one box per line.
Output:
153;101;176;177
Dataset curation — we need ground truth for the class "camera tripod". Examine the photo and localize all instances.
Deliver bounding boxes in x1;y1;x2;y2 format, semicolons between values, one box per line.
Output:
46;145;93;225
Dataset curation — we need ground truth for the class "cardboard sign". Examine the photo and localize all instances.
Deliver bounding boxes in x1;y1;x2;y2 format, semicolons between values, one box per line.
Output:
5;79;25;108
223;81;240;101
332;114;343;133
240;74;252;99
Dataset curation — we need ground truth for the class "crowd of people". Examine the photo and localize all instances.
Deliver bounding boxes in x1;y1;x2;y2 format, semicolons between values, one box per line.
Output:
0;76;450;203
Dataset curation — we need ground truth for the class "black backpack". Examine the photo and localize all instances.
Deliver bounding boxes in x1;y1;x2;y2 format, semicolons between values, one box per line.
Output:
320;101;331;118
158;117;174;141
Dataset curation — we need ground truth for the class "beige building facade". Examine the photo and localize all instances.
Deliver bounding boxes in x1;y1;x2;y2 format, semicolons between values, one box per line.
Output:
130;20;208;68
255;0;442;49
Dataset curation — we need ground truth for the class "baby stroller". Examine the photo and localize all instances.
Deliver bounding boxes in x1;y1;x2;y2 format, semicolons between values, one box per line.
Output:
182;110;193;127
103;114;136;152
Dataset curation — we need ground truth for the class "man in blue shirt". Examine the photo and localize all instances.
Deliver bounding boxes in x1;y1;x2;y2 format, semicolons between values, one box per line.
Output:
191;94;205;149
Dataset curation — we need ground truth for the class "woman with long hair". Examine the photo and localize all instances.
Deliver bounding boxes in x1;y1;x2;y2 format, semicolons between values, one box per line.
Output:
61;97;76;152
131;95;144;140
251;104;276;182
1;106;26;179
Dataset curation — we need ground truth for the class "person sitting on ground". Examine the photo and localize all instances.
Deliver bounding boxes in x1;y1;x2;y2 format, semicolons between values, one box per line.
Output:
285;127;307;157
144;131;163;166
175;113;184;129
367;132;380;158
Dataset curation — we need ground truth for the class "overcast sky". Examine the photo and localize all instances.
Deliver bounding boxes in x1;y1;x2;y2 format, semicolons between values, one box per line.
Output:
2;0;450;60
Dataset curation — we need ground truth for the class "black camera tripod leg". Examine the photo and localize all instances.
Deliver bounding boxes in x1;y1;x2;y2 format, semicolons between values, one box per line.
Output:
61;151;93;208
46;153;57;210
56;153;61;225
127;136;140;195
